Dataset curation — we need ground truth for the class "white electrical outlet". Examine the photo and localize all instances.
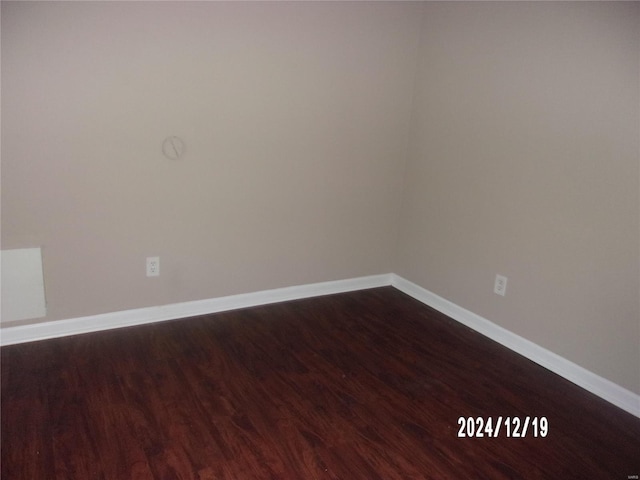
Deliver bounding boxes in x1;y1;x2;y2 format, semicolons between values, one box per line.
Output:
494;274;507;296
146;257;160;277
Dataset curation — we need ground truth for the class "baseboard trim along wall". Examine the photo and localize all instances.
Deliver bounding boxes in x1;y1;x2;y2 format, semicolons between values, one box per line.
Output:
1;272;637;418
0;274;393;347
389;274;640;419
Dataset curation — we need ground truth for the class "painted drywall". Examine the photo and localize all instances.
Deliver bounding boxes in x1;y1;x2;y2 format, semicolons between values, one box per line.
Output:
396;2;640;394
2;1;639;398
1;1;421;322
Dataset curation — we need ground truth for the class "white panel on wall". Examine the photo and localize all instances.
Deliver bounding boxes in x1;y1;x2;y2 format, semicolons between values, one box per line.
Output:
1;248;47;323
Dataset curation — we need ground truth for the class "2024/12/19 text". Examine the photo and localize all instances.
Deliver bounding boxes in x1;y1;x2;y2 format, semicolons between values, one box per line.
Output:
457;416;548;438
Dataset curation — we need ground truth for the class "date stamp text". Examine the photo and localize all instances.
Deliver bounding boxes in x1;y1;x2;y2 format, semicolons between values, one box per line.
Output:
457;416;548;438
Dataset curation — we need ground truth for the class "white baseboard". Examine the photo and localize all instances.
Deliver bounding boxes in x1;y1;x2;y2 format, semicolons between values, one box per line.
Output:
390;274;640;419
0;273;393;347
2;271;637;418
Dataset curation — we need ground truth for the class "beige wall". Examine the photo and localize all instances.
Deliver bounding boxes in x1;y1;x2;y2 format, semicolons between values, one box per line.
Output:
397;2;640;393
1;2;421;320
2;2;639;395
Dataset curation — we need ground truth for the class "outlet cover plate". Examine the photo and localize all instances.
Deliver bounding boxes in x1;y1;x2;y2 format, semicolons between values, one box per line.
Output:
146;257;160;277
494;274;507;296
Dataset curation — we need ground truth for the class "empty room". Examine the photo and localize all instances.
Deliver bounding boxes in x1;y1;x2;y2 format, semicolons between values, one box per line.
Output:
1;1;639;478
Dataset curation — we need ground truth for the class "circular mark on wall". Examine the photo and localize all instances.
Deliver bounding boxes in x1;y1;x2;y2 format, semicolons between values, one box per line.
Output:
162;136;186;160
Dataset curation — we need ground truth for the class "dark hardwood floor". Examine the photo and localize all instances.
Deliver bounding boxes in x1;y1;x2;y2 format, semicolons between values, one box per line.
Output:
2;287;639;479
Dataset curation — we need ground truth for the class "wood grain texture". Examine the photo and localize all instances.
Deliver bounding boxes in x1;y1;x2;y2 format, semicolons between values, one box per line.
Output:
2;287;639;479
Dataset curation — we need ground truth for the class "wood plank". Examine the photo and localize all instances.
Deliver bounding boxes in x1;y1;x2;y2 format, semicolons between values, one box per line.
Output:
2;287;639;478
